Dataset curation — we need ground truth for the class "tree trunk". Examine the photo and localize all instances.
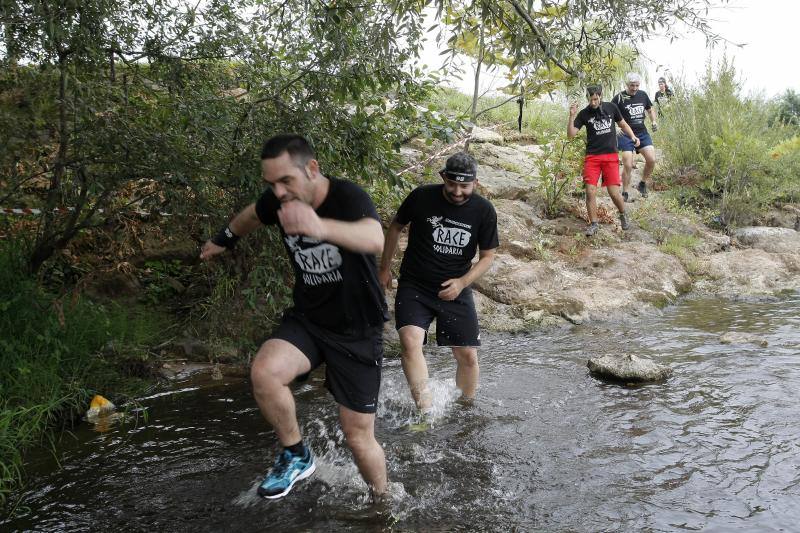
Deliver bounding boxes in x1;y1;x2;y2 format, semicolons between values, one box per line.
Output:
3;21;17;67
466;2;487;153
30;55;69;273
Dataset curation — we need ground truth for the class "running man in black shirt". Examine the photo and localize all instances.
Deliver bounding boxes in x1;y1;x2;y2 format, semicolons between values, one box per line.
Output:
200;134;388;499
569;84;640;236
612;72;659;200
379;152;498;414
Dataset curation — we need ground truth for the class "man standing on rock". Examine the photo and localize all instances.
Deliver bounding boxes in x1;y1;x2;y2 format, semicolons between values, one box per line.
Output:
200;134;389;500
379;152;498;415
568;84;640;236
612;72;659;201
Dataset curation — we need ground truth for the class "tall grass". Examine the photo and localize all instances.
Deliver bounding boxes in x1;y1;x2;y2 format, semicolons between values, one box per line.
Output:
656;59;800;225
0;241;162;507
424;87;565;139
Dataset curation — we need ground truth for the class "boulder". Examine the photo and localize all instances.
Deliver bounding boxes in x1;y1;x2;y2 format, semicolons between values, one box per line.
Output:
695;249;800;296
493;199;545;259
470;126;504;144
474;243;690;324
732;226;800;254
587;354;672;382
476;166;532;201
719;331;769;347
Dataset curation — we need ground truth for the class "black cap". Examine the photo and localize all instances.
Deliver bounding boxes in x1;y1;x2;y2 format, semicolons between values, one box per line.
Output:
440;152;477;182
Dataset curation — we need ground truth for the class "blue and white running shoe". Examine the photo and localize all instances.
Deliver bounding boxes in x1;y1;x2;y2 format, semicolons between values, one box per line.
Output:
257;448;316;499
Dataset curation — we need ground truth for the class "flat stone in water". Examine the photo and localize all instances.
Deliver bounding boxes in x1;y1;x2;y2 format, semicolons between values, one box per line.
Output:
587;354;672;382
719;331;769;347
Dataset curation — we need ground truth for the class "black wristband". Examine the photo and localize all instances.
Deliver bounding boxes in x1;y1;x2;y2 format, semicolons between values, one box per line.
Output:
211;226;240;249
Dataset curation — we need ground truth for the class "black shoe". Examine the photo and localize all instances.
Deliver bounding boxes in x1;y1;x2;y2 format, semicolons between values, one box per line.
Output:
622;191;631;203
584;222;599;236
637;180;648;198
619;212;630;230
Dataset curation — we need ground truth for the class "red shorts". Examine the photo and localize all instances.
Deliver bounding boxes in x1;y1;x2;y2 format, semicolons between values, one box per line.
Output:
582;153;621;187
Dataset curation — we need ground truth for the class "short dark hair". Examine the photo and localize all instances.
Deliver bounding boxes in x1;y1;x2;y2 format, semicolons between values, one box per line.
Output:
260;134;315;167
586;84;602;96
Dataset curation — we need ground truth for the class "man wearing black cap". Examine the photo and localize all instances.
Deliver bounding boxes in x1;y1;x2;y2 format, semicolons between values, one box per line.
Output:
379;152;499;414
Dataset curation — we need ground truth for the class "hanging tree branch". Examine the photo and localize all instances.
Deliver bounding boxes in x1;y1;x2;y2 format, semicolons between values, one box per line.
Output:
507;0;575;76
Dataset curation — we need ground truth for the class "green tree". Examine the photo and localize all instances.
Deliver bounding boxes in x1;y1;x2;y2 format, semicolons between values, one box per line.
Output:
433;0;728;107
0;1;449;273
773;89;800;127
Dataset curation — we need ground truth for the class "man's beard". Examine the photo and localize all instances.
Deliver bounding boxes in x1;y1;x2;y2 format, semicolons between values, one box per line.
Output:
444;189;471;205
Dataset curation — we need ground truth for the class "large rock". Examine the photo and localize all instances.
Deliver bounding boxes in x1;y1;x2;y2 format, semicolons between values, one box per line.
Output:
587;354;672;382
732;226;800;254
470;126;504;144
694;249;800;296
493;199;545;259
477;167;532;200
475;243;691;324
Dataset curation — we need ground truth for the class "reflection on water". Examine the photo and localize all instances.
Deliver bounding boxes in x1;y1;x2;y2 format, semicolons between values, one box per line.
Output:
3;293;800;532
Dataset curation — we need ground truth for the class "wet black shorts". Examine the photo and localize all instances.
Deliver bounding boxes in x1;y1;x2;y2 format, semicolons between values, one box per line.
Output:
270;313;383;414
394;282;481;347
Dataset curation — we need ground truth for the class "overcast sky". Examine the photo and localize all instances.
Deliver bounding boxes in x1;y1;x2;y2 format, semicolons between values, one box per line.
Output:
420;0;799;99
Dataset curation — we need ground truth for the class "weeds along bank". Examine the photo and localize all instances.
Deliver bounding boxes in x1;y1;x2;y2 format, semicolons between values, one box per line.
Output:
655;60;800;226
0;242;166;506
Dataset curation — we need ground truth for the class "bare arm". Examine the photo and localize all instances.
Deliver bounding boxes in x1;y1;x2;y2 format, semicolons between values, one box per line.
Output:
378;219;406;290
228;203;263;236
648;106;658;129
200;203;262;260
319;216;384;255
276;200;382;255
439;248;497;301
567;103;579;139
617;119;640;147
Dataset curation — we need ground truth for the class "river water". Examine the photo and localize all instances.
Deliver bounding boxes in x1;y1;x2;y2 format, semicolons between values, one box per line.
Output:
4;293;800;532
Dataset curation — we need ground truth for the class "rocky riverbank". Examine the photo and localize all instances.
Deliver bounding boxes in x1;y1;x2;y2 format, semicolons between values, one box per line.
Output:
385;130;800;339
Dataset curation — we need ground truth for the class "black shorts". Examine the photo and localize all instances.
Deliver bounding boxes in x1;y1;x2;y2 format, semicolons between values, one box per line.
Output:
394;282;481;347
270;312;383;414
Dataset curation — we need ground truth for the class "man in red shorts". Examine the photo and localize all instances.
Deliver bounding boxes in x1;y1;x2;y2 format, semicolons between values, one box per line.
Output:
568;84;640;236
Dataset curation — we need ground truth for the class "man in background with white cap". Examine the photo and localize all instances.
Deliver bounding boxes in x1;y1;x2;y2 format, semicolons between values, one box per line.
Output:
613;72;659;201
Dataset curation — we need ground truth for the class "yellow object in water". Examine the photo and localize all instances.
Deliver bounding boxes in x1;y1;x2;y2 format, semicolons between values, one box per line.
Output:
86;394;116;420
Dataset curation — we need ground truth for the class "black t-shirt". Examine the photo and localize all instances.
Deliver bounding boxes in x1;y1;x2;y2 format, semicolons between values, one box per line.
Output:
255;177;388;332
395;184;499;291
654;89;673;107
573;102;623;155
612;90;653;134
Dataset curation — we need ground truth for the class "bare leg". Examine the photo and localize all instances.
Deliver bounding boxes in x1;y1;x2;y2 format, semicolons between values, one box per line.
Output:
620;151;634;194
640;145;656;184
585;183;598;222
398;325;432;411
250;339;312;446
607;185;625;213
339;405;387;496
451;346;479;399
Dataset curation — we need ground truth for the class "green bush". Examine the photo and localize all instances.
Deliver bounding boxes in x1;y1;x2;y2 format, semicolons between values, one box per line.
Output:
656;59;799;226
0;242;161;507
532;134;584;218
